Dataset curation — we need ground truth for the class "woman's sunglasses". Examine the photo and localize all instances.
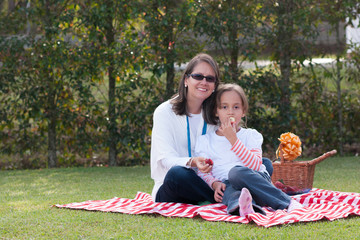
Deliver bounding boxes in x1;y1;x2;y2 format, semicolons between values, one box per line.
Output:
187;73;216;83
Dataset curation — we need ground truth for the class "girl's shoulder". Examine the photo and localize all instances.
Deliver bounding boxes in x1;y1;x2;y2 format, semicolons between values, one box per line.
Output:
206;123;218;133
238;128;263;139
238;128;263;146
197;130;215;144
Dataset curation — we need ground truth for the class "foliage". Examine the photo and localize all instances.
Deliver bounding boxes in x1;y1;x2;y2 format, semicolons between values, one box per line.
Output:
240;68;285;152
347;45;360;83
239;66;360;158
143;0;199;99
194;0;260;82
0;0;100;168
316;0;360;155
292;66;360;156
74;0;159;166
257;0;321;128
1;0;359;169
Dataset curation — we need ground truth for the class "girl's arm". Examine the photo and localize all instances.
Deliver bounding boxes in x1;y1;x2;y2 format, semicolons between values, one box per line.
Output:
230;139;262;171
219;121;263;171
195;169;221;190
196;169;226;203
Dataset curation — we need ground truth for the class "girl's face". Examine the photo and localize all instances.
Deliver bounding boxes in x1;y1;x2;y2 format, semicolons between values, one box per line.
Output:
185;61;216;106
216;90;245;126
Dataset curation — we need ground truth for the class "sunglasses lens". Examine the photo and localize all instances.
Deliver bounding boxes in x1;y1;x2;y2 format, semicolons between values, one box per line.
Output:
191;74;204;80
190;74;216;83
205;76;216;82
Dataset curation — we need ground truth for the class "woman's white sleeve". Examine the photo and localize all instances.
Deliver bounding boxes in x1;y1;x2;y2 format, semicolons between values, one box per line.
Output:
151;106;189;170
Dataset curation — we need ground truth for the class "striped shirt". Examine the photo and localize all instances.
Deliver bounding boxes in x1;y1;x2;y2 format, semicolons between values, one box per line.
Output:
194;128;266;189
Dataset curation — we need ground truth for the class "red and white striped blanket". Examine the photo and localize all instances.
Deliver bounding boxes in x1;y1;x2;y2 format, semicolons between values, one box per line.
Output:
55;188;360;227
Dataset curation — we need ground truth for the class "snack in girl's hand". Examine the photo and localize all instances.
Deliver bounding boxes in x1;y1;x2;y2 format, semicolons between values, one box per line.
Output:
205;158;213;165
229;117;235;124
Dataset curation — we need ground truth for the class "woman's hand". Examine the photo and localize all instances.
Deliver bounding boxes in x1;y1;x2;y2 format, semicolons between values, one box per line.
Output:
191;157;212;173
218;118;237;145
212;181;226;202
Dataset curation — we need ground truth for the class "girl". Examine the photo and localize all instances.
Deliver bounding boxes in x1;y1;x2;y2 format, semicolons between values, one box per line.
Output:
194;83;302;216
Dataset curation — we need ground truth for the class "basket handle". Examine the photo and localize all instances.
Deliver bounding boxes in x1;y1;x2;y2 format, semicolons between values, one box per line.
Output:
308;149;337;166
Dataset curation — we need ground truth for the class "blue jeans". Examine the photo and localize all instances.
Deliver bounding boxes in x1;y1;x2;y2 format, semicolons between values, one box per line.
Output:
262;157;273;177
223;165;291;214
155;166;216;204
155;158;275;205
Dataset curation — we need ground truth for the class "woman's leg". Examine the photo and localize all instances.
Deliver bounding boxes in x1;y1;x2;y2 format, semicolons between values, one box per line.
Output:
262;157;273;177
228;166;291;210
155;166;215;204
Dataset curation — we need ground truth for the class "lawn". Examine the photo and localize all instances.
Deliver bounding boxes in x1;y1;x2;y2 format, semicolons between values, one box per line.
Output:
1;156;359;239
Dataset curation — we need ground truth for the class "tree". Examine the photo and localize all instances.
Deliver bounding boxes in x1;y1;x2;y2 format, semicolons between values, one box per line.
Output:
258;0;320;127
0;0;94;168
76;0;150;166
194;0;260;82
144;0;197;99
316;0;360;155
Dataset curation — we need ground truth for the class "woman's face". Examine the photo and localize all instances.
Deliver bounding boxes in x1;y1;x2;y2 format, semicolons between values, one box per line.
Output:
185;61;216;106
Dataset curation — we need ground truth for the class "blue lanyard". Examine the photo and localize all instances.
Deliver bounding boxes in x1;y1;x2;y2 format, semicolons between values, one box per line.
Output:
186;116;207;157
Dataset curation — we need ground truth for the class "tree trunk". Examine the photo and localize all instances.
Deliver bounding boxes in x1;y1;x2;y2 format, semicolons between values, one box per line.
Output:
335;22;344;155
164;14;175;100
108;63;117;166
8;0;15;12
279;52;291;109
277;0;293;125
44;2;57;168
47;89;57;168
229;25;239;82
166;55;175;100
105;5;117;166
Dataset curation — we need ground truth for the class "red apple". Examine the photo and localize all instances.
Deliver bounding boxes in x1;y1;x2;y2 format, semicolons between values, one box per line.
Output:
205;158;213;165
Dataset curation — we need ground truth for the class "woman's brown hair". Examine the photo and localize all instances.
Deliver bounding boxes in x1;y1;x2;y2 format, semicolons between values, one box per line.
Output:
170;53;220;125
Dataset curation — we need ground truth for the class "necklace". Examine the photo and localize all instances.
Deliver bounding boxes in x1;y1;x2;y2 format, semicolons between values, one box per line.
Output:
186;116;207;157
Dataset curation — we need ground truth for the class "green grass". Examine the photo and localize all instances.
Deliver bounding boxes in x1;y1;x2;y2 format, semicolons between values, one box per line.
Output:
1;156;360;239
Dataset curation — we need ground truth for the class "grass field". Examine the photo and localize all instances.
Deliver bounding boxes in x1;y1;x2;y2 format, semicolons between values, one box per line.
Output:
1;156;359;239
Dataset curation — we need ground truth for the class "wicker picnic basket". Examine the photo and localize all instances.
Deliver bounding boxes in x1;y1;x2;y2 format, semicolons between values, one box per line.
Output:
272;149;337;189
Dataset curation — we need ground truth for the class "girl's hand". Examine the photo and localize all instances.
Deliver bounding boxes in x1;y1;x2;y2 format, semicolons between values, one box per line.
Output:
212;181;226;202
192;157;212;173
218;118;238;145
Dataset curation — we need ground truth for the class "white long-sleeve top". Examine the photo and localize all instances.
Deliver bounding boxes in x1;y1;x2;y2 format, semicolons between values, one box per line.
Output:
150;100;217;200
194;128;267;187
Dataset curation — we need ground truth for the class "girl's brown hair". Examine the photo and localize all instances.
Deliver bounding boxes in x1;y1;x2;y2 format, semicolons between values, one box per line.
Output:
171;53;220;124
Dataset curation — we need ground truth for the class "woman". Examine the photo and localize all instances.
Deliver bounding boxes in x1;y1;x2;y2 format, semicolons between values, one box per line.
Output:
150;53;220;204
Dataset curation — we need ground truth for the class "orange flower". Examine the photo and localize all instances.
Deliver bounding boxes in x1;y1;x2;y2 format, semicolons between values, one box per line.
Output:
277;132;302;161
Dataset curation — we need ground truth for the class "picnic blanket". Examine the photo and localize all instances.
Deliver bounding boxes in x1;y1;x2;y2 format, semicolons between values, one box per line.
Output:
54;188;360;227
